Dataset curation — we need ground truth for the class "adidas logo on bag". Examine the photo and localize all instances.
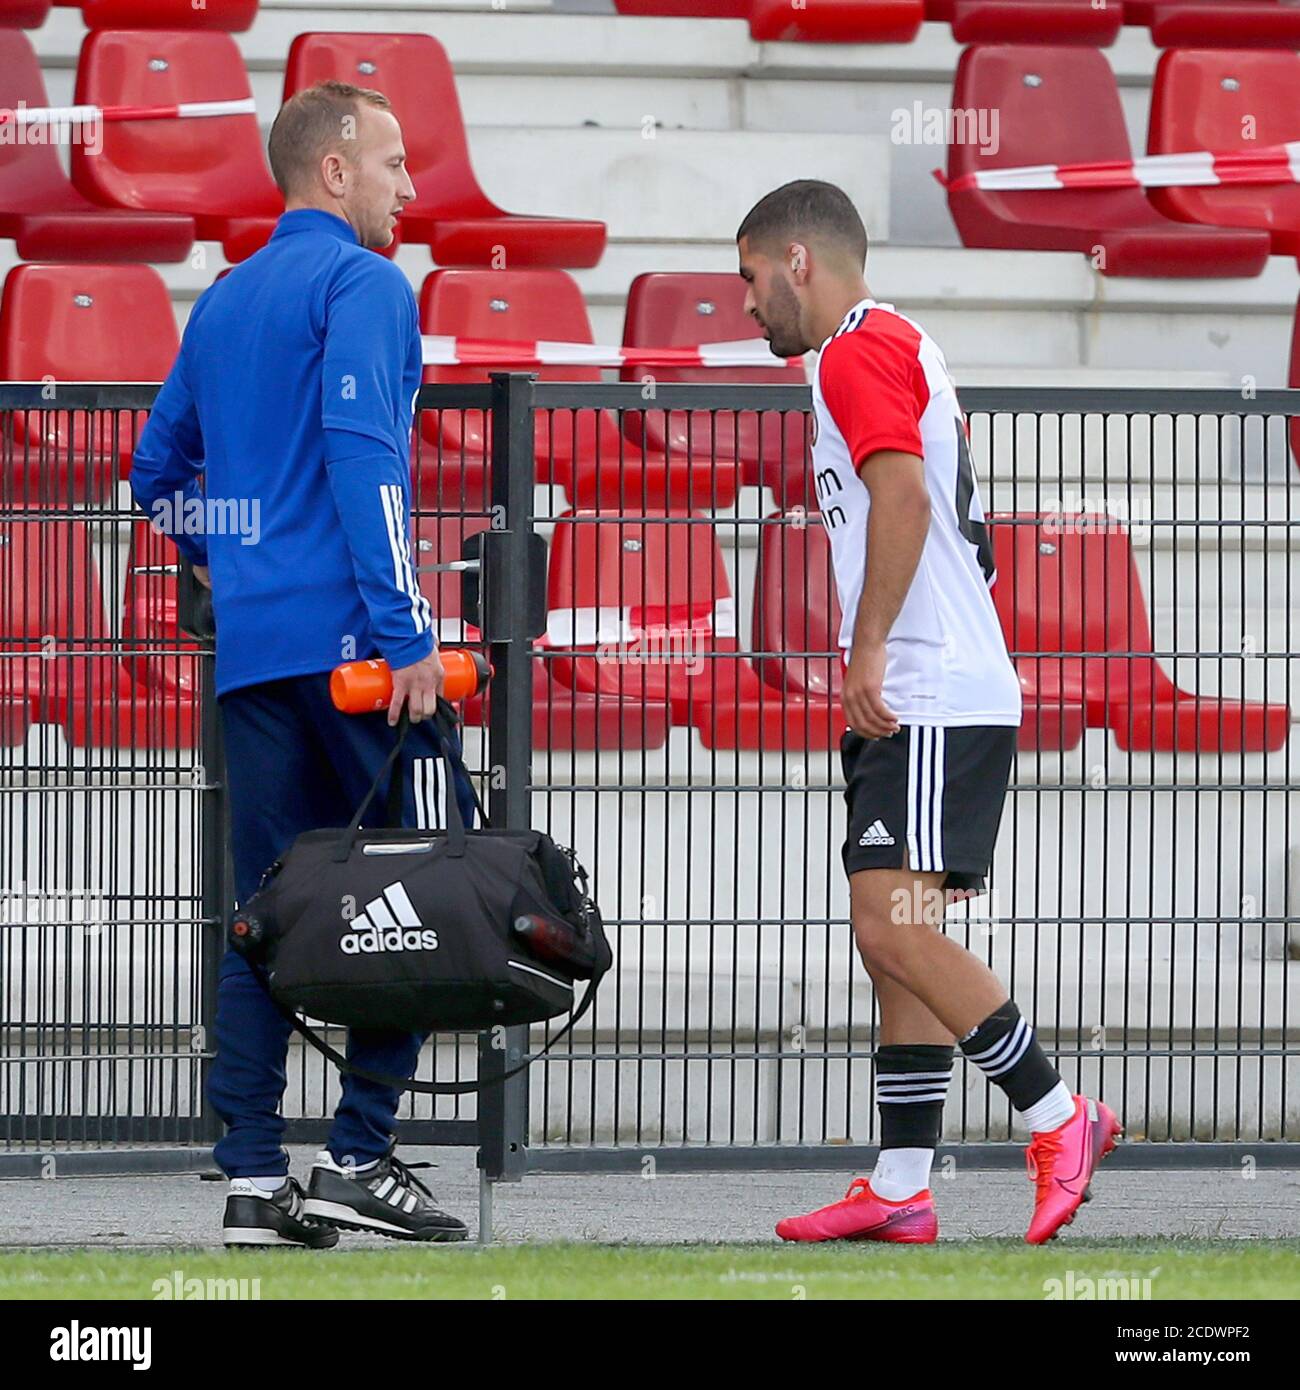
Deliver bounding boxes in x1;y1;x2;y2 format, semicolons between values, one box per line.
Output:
858;819;896;847
340;881;440;955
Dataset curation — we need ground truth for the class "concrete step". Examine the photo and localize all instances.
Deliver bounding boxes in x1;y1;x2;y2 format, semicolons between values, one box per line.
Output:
29;7;1171;256
466;126;889;242
6;232;1284;386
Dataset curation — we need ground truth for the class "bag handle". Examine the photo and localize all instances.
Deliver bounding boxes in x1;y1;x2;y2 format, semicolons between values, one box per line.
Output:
331;710;410;863
248;961;602;1095
332;700;471;863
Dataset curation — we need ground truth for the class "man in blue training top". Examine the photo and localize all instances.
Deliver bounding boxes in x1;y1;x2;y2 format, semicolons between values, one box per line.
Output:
131;81;472;1247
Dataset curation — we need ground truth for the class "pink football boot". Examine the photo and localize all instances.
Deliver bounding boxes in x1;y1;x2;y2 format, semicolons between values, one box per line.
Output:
776;1177;938;1244
1024;1094;1122;1245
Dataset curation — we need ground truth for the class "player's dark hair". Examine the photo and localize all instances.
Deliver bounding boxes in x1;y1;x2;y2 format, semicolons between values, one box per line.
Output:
736;179;868;266
268;80;393;198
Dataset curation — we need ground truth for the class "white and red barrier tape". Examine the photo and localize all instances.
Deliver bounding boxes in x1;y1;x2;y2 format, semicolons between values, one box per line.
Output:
419;336;802;369
936;141;1300;193
6;100;1294;200
0;99;798;374
0;98;256;127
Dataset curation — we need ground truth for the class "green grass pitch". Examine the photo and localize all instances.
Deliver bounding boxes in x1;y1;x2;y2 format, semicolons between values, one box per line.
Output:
2;1239;1298;1300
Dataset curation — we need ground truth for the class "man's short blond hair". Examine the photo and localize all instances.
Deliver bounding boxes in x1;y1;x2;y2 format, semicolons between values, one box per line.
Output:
267;80;392;198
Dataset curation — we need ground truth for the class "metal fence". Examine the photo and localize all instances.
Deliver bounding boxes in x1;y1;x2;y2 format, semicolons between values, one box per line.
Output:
0;385;210;1180
1;380;1296;1189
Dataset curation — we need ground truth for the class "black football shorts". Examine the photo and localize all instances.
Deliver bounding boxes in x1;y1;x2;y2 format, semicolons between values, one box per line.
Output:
840;723;1016;891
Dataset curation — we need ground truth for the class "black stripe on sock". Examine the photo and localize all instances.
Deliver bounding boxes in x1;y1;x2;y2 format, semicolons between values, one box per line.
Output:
875;1044;954;1150
959;1000;1062;1112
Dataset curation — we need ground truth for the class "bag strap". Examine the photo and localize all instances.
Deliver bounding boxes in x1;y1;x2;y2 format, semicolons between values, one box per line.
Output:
248;961;602;1095
432;704;490;830
332;700;470;864
382;718;406;828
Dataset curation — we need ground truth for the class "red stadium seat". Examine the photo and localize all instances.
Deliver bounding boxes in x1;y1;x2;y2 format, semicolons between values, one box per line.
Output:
612;1;748;14
1147;49;1300;256
748;0;925;43
78;0;257;28
0;1;49;25
1127;0;1300;47
946;45;1271;277
282;32;606;269
752;511;1069;750
120;518;200;697
419;268;609;494
527;660;671;751
420;269;722;508
412;513;493;650
751;511;843;700
71;30;282;264
619;273;810;503
987;516;1119;751
0;32;194;262
0;686;31;747
990;513;1289;753
0;512;195;748
936;0;1123;44
547;510;841;750
1009;696;1085;752
0;513;94;744
411;510;668;749
411;431;488;514
0;264;178;503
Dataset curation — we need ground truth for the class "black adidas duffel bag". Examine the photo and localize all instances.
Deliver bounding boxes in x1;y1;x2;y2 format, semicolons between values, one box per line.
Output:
228;702;610;1094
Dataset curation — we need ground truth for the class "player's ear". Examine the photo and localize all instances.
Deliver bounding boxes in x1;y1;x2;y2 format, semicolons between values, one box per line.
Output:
789;242;809;282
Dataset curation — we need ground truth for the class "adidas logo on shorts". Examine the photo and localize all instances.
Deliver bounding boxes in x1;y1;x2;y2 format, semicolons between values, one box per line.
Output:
858;819;896;847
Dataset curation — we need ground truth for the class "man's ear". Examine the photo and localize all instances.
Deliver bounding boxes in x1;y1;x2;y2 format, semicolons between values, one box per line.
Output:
321;151;347;197
789;241;810;282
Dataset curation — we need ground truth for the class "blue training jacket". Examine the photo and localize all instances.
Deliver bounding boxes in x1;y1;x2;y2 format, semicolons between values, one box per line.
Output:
130;208;433;699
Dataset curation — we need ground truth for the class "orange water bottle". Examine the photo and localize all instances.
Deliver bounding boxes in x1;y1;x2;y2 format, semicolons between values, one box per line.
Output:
330;649;491;713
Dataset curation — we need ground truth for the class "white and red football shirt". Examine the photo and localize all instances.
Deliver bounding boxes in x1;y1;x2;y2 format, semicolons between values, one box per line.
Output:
811;298;1022;727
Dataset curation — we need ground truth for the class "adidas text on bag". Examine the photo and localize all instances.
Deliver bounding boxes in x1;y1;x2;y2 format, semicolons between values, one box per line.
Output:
341;882;440;955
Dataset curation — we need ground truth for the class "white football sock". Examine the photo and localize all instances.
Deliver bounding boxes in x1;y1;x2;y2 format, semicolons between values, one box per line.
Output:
1021;1081;1076;1134
870;1147;934;1201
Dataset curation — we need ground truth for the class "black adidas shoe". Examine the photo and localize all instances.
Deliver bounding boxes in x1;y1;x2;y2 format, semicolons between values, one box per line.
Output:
302;1140;469;1242
222;1176;341;1249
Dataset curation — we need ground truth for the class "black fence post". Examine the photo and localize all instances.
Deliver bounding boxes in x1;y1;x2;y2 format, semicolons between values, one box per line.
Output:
476;372;538;1198
194;617;226;1146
